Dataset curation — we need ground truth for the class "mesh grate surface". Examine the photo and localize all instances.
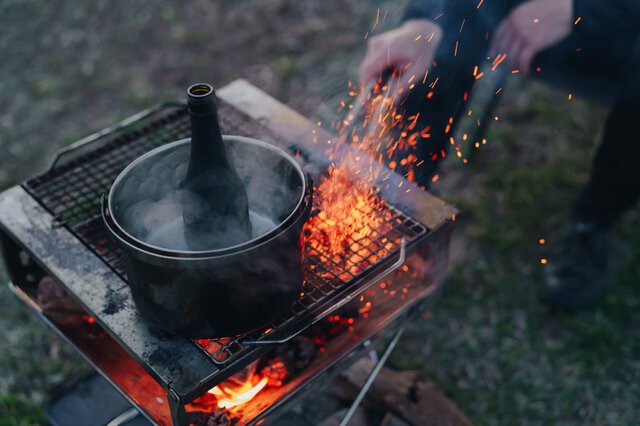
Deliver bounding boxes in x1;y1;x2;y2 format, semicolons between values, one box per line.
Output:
195;200;425;366
23;101;427;369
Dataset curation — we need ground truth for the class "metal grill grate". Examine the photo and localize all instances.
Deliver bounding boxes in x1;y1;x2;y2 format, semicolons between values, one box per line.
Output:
195;200;425;365
24;102;281;280
22;101;427;369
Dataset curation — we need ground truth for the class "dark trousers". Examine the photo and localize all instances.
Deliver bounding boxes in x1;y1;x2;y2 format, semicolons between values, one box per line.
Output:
400;1;640;225
573;88;640;225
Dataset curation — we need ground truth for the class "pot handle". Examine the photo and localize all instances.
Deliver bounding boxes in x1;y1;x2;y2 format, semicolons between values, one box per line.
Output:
301;172;314;216
242;237;406;346
305;173;314;198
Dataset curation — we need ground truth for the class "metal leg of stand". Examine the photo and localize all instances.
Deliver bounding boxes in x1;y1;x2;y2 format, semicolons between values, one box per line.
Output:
168;388;187;426
339;327;405;426
105;407;140;426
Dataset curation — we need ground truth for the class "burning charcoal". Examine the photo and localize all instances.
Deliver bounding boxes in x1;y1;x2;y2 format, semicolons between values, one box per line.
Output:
188;410;233;426
204;411;233;426
333;304;361;320
260;358;288;387
273;335;317;374
302;165;393;258
307;304;360;346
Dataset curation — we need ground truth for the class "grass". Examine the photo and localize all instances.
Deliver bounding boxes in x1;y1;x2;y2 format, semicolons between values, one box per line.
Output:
392;78;640;425
0;395;45;426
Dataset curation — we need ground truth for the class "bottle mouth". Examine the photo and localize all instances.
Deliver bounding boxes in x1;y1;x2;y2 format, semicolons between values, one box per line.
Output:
188;83;213;98
187;83;216;115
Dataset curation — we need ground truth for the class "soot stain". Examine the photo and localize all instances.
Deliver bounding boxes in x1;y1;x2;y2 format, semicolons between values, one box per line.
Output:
102;287;127;315
146;345;183;377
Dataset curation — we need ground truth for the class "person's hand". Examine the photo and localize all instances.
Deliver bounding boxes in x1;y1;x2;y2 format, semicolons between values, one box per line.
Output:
358;19;443;94
490;0;573;74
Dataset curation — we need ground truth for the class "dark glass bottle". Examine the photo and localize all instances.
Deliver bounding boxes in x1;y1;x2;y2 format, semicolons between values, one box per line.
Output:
182;83;252;249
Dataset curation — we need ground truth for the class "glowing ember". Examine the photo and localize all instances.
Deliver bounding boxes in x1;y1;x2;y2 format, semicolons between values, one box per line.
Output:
200;360;274;412
333;71;431;186
304;164;390;257
208;376;269;410
302;70;425;270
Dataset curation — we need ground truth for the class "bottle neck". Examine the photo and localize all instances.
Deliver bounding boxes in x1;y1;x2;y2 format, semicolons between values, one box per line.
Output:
186;90;230;173
188;111;230;169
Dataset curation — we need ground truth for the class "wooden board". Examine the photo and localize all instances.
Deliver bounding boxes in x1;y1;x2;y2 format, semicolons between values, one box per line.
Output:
332;357;472;426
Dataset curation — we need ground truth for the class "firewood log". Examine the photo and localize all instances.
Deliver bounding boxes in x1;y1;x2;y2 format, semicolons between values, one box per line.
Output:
331;357;472;426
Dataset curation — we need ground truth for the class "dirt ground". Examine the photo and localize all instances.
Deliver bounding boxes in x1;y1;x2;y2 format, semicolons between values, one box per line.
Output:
1;1;639;425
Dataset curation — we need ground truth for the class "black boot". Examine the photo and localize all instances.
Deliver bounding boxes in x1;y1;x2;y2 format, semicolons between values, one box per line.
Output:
540;217;610;311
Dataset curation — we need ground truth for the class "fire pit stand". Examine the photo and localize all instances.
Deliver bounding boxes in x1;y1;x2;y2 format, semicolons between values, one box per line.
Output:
0;80;457;425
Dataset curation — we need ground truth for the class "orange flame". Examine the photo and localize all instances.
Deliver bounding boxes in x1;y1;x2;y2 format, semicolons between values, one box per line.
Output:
302;71;425;268
208;376;269;410
305;164;387;255
206;361;271;411
302;165;397;282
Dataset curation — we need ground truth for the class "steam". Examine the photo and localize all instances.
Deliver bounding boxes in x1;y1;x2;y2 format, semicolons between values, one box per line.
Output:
121;189;277;251
111;138;301;252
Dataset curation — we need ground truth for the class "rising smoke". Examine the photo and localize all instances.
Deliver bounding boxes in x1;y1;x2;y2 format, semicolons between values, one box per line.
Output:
111;138;302;252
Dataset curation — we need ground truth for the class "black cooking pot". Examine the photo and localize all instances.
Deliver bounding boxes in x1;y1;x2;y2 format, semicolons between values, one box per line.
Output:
102;136;312;338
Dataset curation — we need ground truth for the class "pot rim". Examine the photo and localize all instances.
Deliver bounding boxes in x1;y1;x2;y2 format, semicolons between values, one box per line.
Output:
105;135;309;259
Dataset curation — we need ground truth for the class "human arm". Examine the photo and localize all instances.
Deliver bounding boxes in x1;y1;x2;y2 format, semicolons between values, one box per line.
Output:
358;0;484;91
358;18;443;93
358;0;449;89
489;0;574;74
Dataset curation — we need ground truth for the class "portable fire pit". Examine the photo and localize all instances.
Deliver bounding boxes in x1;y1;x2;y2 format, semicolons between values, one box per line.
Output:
0;80;457;425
